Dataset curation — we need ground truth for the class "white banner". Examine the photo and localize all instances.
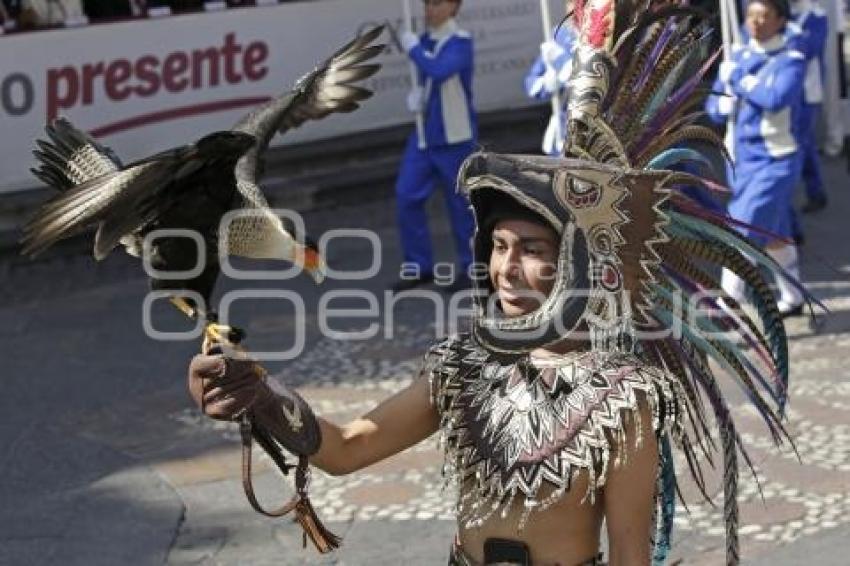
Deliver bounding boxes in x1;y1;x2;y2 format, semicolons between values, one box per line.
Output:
0;0;561;193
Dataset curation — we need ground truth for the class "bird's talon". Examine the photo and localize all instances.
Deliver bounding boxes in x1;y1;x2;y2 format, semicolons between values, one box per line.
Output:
170;296;198;319
204;322;246;348
228;327;246;344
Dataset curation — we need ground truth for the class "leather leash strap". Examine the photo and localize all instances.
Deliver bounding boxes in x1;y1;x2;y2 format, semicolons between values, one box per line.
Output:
239;415;340;553
239;415;299;517
203;325;340;553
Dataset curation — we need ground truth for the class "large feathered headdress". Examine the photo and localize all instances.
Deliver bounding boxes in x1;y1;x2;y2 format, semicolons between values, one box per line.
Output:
459;1;816;563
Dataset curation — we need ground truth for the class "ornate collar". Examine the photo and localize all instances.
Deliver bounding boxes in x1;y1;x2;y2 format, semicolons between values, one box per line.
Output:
427;336;677;528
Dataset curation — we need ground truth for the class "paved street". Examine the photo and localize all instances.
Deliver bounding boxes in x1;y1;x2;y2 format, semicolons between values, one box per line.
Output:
0;155;848;565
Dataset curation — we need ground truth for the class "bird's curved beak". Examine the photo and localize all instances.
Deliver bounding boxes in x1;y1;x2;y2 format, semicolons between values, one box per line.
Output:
295;244;326;284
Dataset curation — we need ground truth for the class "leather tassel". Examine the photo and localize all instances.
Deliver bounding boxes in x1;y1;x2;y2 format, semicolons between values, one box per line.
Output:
294;455;341;553
294;495;341;553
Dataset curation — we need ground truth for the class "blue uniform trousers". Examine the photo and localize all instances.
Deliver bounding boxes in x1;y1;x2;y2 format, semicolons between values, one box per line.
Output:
799;103;825;202
789;104;824;242
395;135;475;275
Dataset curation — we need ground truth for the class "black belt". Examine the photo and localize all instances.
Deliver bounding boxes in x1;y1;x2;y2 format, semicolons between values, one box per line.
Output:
448;538;605;566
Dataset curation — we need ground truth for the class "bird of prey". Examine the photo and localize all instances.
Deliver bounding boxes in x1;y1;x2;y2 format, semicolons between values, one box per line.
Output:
22;26;385;330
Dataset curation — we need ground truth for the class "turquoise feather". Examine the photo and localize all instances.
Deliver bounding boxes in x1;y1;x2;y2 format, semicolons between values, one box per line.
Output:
664;328;744;565
646;147;714;172
667;211;823;309
660;266;785;406
641;28;714;128
666;235;791;406
649;283;787;442
652;435;676;566
666;220;800;406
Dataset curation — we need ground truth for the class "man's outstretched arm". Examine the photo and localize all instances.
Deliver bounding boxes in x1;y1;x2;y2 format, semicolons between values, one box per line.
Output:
311;376;439;475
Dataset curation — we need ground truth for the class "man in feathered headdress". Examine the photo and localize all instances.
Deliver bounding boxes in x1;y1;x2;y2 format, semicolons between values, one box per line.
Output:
188;2;804;563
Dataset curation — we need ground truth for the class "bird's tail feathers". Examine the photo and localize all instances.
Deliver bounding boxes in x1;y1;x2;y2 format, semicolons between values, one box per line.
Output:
21;166;146;258
94;212;152;261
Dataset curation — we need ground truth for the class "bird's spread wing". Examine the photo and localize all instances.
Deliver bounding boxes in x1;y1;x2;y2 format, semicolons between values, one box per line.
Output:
29;118;153;255
31;118;123;191
231;25;385;207
22;154;188;259
272;25;385;136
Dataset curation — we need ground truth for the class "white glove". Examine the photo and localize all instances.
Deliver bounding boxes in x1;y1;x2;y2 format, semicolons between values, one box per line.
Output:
717;95;736;116
540;40;566;65
401;31;419;53
406;86;424;113
718;61;737;84
557;61;573;85
542;68;559;94
740;74;759;92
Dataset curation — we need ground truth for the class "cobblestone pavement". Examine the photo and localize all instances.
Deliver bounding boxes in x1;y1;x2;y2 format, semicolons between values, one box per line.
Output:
1;157;848;565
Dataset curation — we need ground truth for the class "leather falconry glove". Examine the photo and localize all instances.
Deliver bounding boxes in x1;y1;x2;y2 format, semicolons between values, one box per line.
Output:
187;353;338;553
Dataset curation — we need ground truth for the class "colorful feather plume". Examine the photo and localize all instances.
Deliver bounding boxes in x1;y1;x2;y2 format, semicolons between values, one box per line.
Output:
562;2;813;563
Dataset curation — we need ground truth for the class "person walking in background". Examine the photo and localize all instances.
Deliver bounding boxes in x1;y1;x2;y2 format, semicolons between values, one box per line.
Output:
523;1;576;156
392;0;477;292
707;0;807;317
819;0;846;157
791;0;829;214
0;1;15;30
734;0;827;243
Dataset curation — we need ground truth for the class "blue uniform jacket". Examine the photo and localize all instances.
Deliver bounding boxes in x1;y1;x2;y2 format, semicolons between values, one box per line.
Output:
408;19;477;149
523;25;576;100
706;33;806;161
